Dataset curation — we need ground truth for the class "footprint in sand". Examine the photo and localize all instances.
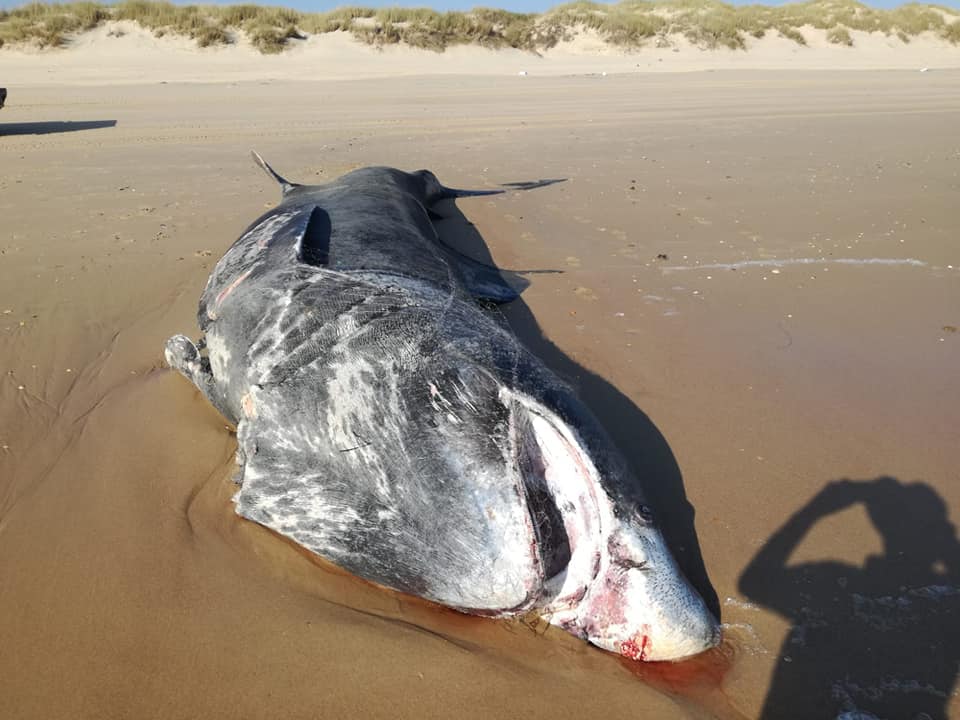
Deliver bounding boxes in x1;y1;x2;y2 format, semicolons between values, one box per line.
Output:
565;256;581;267
574;286;598;301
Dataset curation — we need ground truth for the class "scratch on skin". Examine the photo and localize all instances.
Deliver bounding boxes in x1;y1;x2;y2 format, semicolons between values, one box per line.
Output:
339;432;371;453
241;392;256;419
209;269;253;320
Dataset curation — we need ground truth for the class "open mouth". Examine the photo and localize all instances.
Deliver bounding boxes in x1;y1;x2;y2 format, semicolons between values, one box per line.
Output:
508;390;719;662
511;394;606;617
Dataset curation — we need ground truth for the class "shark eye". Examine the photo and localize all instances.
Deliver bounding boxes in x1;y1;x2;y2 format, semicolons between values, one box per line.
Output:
636;504;654;523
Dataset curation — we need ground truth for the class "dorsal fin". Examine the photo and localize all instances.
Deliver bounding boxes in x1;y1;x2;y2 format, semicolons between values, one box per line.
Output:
251;151;300;195
297;206;332;267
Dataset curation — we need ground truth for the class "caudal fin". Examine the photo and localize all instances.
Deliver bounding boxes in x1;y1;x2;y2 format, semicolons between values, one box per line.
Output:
251;151;299;195
438;187;504;200
439;177;566;200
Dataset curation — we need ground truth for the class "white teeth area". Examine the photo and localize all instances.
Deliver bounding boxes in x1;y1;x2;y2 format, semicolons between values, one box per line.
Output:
526;411;604;610
507;390;719;661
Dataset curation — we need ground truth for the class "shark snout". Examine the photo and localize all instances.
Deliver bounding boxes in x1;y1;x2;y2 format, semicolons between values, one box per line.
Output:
585;561;720;661
574;531;720;662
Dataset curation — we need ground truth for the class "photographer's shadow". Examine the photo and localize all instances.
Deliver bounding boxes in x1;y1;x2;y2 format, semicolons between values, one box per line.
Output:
434;195;719;619
740;476;960;719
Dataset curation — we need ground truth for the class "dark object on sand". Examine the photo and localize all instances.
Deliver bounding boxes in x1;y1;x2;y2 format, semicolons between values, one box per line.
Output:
165;152;719;662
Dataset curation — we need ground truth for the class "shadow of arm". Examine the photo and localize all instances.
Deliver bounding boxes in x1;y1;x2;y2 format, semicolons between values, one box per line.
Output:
739;480;860;608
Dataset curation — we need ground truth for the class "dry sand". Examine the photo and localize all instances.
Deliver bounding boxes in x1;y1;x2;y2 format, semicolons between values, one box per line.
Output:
1;40;959;720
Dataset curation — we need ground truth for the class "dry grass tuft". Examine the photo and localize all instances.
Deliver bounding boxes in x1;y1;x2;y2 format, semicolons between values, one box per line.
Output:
777;25;807;44
826;24;853;44
943;18;960;42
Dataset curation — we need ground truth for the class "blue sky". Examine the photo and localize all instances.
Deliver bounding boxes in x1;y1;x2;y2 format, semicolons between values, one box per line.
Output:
244;0;953;8
2;0;957;13
169;0;957;8
281;0;960;7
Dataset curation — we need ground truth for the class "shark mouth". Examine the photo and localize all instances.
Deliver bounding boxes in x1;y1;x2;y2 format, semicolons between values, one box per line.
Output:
508;391;720;662
512;398;605;612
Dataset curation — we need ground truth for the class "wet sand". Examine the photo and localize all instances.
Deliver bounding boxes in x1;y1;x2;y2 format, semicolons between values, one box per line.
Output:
1;71;958;719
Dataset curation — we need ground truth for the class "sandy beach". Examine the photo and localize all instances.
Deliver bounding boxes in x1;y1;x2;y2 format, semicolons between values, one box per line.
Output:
1;35;959;720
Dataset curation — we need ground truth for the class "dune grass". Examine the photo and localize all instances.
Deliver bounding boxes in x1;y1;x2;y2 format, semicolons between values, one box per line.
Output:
826;24;853;43
0;0;958;52
0;2;109;47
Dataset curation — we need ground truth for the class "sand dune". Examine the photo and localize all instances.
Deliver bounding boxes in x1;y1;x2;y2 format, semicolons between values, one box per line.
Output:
2;20;959;86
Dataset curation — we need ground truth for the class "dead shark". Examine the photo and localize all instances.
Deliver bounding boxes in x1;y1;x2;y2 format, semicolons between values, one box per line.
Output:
165;153;720;661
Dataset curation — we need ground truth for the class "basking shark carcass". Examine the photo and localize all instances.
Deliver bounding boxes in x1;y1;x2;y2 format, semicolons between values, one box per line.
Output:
165;153;720;662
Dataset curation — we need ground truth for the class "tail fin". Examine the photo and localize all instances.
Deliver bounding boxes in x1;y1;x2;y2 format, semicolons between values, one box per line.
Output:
439;187;504;200
438;178;566;200
251;151;299;195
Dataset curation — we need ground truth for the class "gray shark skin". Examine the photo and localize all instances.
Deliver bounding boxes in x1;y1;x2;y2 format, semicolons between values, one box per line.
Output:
165;154;720;662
